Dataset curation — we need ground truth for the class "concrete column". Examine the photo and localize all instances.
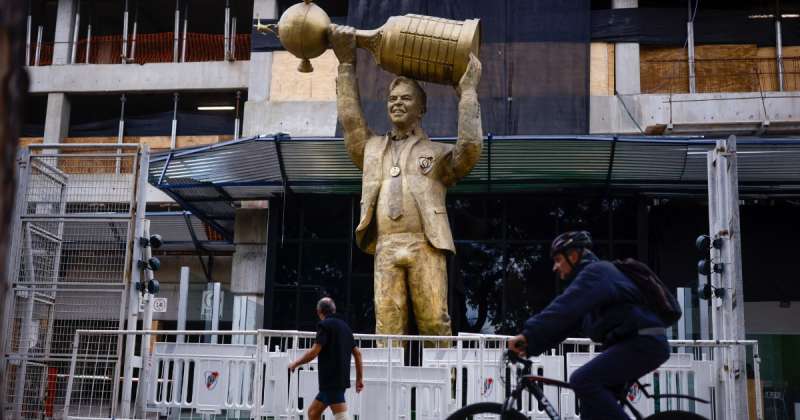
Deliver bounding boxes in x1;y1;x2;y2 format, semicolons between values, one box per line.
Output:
612;0;640;95
247;0;278;102
243;0;278;137
43;93;70;144
52;0;77;65
230;204;268;342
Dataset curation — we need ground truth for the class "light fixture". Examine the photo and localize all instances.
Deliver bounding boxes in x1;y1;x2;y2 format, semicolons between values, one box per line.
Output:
747;13;800;19
197;106;235;111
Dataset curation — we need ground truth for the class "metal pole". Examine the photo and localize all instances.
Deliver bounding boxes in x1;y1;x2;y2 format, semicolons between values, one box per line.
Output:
116;94;126;174
181;3;188;62
230;16;236;60
224;0;230;61
34;25;42;66
134;220;156;418
177;267;189;341
707;135;748;420
776;18;784;92
119;145;148;418
62;332;82;417
173;0;180;62
14;227;37;418
169;265;189;419
130;4;138;62
753;342;764;420
687;21;697;93
85;22;91;63
170;93;178;149
25;10;31;65
122;0;129;63
252;332;264;419
234;90;241;139
70;0;80;64
211;282;220;343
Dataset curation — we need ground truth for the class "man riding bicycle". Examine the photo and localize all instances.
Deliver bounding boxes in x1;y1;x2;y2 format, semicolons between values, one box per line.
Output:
508;231;670;420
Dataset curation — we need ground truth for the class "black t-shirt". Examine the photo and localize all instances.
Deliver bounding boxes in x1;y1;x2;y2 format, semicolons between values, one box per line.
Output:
315;315;355;391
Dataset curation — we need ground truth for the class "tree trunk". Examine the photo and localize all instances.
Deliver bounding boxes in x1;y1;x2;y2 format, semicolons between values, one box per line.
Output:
0;2;29;418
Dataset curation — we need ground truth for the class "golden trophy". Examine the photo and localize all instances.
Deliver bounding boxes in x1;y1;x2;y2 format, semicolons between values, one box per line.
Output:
255;0;480;85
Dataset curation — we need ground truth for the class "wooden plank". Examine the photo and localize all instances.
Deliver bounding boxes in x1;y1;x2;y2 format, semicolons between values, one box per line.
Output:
18;137;43;148
640;46;689;94
695;45;758;93
590;43;615;96
781;46;800;91
641;44;769;94
270;50;338;101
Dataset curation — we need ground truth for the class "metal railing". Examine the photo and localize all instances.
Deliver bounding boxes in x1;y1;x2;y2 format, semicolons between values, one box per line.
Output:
55;329;764;420
25;33;250;66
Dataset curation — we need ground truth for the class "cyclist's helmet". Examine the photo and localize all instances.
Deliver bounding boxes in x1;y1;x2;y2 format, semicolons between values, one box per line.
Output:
550;230;593;257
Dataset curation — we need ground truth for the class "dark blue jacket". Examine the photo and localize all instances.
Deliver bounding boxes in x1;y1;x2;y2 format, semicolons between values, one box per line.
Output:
522;251;665;356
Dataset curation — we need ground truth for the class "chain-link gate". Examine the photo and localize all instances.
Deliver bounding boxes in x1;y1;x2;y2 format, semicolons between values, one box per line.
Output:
2;144;149;419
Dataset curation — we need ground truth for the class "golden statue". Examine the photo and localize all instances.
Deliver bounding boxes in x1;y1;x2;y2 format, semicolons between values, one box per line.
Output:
263;1;483;336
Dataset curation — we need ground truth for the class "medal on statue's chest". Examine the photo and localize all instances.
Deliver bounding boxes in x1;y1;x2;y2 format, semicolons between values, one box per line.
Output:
390;166;401;177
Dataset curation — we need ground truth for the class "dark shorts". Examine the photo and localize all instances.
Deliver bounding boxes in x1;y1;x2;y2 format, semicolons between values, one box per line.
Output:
315;389;346;406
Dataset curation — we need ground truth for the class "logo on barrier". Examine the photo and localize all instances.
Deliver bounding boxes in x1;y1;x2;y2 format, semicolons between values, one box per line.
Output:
205;371;220;390
481;377;494;396
627;382;643;403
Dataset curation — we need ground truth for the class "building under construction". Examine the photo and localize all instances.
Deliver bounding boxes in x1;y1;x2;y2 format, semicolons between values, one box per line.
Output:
4;0;800;418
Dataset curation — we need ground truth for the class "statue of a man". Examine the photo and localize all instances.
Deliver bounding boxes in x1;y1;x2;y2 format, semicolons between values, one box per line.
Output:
330;24;483;336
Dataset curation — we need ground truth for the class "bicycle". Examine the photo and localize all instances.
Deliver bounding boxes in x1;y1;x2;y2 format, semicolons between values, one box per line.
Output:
446;350;709;420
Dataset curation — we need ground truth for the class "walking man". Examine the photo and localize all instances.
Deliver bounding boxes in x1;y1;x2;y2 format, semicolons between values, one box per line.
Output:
289;297;365;420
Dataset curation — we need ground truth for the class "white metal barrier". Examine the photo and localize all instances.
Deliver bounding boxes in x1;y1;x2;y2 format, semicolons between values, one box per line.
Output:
62;330;763;420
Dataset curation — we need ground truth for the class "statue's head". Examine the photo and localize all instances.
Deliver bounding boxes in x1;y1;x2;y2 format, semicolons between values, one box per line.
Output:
387;77;427;130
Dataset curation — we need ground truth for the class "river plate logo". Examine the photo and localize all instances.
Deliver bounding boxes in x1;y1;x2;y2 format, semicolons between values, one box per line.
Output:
205;371;220;390
481;377;494;396
627;382;643;403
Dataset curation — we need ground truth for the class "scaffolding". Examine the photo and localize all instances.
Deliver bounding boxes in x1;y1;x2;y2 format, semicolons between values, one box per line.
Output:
1;144;149;419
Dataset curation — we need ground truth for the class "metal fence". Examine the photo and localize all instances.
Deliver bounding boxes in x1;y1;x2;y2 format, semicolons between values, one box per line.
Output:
61;329;763;420
1;144;149;419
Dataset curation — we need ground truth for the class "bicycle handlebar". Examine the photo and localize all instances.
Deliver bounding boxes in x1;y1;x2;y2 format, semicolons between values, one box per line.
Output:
505;349;533;369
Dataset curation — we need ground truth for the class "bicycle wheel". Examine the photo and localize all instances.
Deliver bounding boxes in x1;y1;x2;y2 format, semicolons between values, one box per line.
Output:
446;402;529;420
644;411;708;420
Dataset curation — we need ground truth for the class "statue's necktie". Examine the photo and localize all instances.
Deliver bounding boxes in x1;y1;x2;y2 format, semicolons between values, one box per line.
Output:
388;139;404;220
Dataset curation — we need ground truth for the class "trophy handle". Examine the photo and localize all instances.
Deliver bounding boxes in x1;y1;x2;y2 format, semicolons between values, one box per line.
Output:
253;16;278;36
354;29;383;65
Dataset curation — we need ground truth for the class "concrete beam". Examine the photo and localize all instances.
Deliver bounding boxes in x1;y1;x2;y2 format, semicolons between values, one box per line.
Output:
52;0;77;65
590;91;800;134
242;100;338;137
28;61;249;94
43;93;70;144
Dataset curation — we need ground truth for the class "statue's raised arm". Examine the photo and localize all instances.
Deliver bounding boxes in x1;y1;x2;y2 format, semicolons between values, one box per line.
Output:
441;53;483;186
331;24;374;170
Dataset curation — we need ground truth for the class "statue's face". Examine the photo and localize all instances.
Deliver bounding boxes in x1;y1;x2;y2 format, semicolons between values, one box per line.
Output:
387;82;423;129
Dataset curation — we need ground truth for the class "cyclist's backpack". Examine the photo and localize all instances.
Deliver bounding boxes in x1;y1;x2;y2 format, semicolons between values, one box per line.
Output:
612;258;682;326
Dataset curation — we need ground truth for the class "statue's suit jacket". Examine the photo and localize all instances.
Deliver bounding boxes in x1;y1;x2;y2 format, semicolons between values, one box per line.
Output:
346;129;482;255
